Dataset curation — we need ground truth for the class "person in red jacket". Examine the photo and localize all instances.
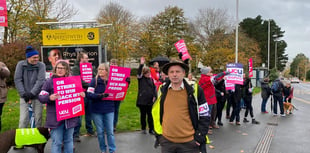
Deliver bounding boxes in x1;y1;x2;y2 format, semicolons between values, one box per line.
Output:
150;62;162;90
199;66;229;131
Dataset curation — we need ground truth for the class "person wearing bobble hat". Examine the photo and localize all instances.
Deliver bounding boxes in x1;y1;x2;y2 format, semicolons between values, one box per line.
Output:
14;46;46;148
199;66;229;131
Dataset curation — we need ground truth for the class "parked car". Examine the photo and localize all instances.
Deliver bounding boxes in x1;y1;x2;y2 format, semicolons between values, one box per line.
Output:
290;77;300;83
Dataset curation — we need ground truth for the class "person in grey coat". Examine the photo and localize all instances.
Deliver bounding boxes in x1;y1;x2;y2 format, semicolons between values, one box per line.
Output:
14;46;46;129
260;77;271;113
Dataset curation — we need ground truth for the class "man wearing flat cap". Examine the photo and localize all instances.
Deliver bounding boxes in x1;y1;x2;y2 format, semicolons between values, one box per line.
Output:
14;46;46;129
152;60;210;153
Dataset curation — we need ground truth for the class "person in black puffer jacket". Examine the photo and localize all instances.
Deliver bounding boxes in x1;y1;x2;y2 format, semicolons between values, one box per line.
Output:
136;57;157;134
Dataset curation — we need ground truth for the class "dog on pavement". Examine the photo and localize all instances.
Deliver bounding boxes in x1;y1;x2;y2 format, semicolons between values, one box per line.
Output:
284;102;298;114
0;127;50;153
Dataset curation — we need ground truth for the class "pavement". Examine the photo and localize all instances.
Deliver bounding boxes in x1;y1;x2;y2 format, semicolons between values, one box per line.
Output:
8;83;310;153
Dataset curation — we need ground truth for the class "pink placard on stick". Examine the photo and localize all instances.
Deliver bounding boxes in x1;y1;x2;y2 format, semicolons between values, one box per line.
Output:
102;66;131;101
174;39;192;61
249;58;253;78
53;76;85;121
226;63;244;85
80;63;93;83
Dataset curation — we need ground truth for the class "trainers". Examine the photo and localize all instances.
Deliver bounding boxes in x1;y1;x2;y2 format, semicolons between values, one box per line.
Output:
243;118;250;123
252;119;260;124
281;114;286;117
273;113;277;116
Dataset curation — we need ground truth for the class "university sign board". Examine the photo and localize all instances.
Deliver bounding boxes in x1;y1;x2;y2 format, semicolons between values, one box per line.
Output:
42;28;100;46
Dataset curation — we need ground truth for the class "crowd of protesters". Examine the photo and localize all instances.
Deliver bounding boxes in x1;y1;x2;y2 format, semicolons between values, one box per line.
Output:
0;45;297;153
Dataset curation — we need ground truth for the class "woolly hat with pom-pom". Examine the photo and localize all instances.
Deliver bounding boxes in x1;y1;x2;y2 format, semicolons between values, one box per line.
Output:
25;46;39;58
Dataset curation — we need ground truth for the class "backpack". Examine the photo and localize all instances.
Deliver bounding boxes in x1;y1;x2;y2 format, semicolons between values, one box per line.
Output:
271;81;280;93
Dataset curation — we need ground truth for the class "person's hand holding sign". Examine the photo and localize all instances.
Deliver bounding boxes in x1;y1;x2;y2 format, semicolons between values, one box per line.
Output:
49;93;60;101
80;92;86;98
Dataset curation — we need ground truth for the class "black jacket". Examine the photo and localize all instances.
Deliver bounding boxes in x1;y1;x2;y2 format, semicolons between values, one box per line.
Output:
158;79;210;152
136;64;157;106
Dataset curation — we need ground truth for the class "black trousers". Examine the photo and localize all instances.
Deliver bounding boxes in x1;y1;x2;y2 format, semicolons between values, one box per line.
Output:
138;105;154;132
244;96;254;118
159;136;201;153
216;96;226;122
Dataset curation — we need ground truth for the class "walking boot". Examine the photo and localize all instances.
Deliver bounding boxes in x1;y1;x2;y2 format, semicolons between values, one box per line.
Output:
243;118;249;123
252;119;260;124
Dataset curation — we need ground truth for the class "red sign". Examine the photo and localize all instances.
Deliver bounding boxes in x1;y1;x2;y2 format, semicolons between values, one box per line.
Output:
103;66;131;101
53;76;85;121
0;0;7;27
80;63;93;83
249;58;253;78
174;39;192;61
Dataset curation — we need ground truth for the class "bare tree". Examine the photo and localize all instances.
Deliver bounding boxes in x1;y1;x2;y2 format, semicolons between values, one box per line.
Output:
97;2;137;64
3;0;77;44
191;8;234;51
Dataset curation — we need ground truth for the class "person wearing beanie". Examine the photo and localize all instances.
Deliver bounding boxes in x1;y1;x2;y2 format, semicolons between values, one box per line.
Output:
14;46;46;147
198;66;230;131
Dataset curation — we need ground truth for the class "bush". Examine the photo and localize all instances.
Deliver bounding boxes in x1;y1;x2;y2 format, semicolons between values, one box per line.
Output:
0;41;28;86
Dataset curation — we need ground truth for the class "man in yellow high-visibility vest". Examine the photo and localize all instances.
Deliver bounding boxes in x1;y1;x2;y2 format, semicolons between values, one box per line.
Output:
152;60;210;153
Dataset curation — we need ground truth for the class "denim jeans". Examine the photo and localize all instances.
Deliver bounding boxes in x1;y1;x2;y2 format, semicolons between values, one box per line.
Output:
261;98;269;112
273;95;284;114
92;112;116;153
50;123;74;153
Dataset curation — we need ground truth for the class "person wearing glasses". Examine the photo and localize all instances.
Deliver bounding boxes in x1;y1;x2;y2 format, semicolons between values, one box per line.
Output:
39;60;84;153
87;63;116;153
14;46;46;130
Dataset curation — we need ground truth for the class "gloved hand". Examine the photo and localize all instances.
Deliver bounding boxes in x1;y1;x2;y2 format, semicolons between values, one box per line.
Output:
178;52;183;60
102;93;109;98
22;93;32;103
125;77;131;85
184;59;189;65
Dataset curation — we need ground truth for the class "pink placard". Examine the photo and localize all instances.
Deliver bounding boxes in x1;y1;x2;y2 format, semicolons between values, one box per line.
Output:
225;81;235;91
0;0;8;27
226;63;244;85
80;63;93;83
249;58;253;78
53;76;85;121
174;39;192;61
102;66;131;101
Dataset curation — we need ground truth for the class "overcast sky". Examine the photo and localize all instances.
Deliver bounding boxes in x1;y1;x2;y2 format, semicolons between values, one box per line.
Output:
68;0;310;62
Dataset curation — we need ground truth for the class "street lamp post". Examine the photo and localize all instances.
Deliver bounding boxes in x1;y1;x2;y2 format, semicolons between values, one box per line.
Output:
235;0;239;63
275;41;277;70
267;20;270;71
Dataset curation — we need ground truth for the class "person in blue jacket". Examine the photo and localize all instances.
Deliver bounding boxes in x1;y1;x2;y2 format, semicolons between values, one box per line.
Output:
87;63;116;153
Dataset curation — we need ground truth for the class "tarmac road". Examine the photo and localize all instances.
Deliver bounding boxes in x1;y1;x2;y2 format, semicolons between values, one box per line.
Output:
8;82;310;153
